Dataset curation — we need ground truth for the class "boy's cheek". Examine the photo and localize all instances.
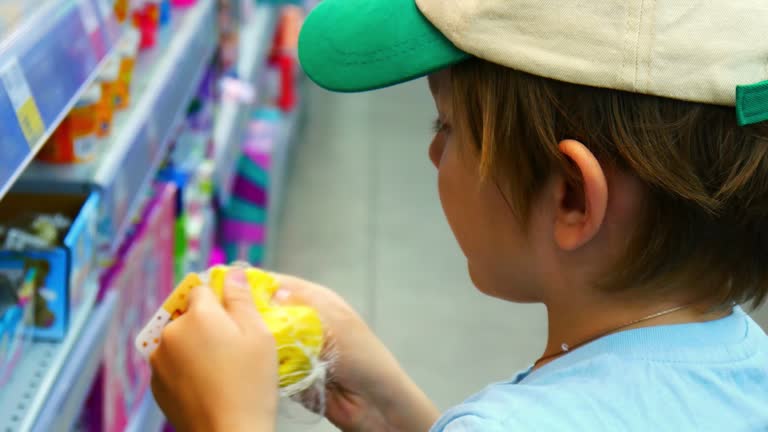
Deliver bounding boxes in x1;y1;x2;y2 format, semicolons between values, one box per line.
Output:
437;152;485;261
437;166;468;253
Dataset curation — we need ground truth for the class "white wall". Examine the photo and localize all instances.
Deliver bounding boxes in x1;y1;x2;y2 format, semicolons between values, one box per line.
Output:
752;303;768;332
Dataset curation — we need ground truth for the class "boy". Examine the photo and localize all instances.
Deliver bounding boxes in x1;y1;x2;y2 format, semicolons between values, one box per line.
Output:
149;0;768;430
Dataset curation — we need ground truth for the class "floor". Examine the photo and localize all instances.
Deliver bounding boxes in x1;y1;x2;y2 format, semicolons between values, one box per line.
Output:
271;80;547;431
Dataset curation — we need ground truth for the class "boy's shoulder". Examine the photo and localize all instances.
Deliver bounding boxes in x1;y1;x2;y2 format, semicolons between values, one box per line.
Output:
432;309;768;432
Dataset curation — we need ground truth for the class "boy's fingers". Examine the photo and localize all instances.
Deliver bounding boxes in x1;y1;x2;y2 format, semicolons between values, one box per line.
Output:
272;286;296;305
188;283;217;311
223;269;263;331
270;273;311;305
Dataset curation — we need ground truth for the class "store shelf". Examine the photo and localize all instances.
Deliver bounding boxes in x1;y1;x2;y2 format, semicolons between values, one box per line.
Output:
0;289;118;432
22;0;218;255
238;5;279;85
185;205;217;272
126;390;165;432
213;5;278;206
0;0;120;201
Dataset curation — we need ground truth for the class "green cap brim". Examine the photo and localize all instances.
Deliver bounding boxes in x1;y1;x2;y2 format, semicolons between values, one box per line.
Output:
298;0;470;93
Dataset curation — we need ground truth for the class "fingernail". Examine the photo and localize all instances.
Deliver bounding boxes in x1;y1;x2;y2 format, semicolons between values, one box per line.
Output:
273;289;291;303
226;268;248;287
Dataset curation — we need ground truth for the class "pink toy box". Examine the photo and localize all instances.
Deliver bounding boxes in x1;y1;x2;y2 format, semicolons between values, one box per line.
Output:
84;182;176;432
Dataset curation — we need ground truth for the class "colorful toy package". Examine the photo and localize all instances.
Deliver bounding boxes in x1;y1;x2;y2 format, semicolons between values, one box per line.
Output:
136;264;327;398
0;260;33;385
0;191;100;342
94;182;177;432
0;251;67;340
221;108;283;265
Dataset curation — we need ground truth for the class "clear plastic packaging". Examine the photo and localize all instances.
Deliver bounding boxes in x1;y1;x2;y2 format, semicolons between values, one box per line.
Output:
135;263;329;401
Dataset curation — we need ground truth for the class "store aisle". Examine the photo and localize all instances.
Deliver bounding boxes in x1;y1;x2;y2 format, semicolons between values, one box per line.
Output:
272;80;547;431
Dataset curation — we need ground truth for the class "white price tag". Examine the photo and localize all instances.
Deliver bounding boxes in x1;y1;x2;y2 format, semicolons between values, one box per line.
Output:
0;58;45;146
96;0;112;19
1;58;32;111
79;0;99;34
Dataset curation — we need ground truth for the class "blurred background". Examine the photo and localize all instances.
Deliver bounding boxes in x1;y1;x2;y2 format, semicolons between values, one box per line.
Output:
272;80;547;430
272;80;768;430
0;1;764;431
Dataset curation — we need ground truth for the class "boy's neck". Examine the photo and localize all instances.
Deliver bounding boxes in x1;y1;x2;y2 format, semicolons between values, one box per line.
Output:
537;294;729;370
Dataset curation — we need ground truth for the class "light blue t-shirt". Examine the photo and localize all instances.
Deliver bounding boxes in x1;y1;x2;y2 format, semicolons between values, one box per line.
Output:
432;307;768;432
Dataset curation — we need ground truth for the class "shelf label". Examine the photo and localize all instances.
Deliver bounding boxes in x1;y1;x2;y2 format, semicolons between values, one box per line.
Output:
79;0;99;34
1;59;44;147
96;0;112;20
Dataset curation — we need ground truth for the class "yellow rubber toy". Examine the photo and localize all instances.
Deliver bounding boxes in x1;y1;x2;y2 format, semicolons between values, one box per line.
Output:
136;265;325;392
206;266;324;388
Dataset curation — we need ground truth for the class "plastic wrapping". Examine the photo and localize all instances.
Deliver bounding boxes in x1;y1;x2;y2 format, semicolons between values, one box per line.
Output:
135;263;328;402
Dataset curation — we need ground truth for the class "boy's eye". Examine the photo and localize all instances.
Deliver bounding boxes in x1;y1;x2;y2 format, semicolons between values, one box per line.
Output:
432;118;449;134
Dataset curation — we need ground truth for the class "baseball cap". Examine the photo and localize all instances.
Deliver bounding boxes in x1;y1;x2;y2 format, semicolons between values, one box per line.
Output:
298;0;768;126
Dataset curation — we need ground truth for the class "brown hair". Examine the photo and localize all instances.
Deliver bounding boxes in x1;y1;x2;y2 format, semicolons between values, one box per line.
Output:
450;58;768;309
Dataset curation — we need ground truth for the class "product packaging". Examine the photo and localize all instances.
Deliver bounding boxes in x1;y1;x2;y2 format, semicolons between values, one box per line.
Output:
0;264;33;385
133;1;160;50
94;182;176;432
136;264;327;400
115;0;129;22
37;85;102;164
170;0;196;7
0;190;101;341
222;109;282;265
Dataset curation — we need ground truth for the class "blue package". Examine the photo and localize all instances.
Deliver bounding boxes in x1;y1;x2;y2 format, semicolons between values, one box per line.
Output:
0;250;68;341
0;190;100;341
0;305;24;383
160;0;172;25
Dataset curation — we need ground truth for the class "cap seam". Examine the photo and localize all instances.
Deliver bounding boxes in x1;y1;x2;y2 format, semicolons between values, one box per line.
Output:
331;34;451;66
643;0;657;92
323;32;437;59
620;3;634;89
633;0;646;91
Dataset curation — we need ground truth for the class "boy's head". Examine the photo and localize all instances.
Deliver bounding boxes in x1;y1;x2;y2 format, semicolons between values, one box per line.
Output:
299;0;768;309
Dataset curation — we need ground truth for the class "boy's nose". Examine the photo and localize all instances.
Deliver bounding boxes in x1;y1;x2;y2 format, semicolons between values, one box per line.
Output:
429;138;445;168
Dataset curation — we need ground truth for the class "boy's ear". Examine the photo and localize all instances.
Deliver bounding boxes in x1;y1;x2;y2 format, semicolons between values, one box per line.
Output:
553;139;608;251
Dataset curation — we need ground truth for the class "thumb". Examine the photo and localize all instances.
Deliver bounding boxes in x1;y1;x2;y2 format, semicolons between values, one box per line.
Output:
270;273;309;306
222;268;263;332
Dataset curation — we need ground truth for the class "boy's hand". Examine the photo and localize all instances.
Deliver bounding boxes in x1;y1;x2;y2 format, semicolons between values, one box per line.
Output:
150;270;279;432
273;274;440;432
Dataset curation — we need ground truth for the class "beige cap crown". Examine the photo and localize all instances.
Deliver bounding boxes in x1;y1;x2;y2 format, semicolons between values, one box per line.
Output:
417;0;768;118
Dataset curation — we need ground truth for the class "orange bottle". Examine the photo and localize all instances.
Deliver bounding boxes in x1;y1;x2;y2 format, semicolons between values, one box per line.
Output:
115;0;129;22
38;85;101;163
116;30;140;110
